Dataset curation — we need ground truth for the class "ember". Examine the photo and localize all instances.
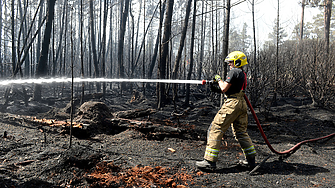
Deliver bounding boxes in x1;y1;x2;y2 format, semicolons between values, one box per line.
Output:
86;161;194;188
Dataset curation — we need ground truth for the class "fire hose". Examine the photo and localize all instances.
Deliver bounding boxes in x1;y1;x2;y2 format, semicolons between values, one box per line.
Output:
243;94;335;158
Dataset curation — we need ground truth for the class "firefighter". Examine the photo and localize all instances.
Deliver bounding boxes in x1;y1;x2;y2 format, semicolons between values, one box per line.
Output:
196;51;256;170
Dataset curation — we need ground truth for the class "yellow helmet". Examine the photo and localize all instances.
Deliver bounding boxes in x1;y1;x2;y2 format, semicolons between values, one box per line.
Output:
224;51;248;68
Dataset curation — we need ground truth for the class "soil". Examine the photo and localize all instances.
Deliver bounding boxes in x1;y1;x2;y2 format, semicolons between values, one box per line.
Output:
0;84;335;188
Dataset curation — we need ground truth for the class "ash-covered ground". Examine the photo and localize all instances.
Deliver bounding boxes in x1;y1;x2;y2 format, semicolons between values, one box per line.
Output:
0;84;335;188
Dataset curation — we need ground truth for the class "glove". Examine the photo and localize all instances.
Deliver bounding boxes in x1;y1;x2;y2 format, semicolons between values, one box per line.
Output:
214;75;222;82
210;81;222;93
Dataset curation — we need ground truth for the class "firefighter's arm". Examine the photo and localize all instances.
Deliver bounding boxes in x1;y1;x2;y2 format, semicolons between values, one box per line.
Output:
214;75;231;93
218;80;231;93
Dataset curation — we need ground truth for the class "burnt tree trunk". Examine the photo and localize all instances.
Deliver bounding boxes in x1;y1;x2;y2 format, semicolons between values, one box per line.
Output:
33;0;56;101
118;0;130;91
101;0;108;96
11;0;16;75
148;2;166;80
171;0;192;102
222;0;230;81
185;0;196;106
324;0;332;52
158;0;174;109
80;0;85;104
0;0;2;78
197;0;206;81
272;0;280;106
221;0;231;106
89;0;101;92
300;0;305;40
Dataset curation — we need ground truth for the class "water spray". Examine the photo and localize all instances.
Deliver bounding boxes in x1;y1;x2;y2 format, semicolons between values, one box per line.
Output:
0;78;212;86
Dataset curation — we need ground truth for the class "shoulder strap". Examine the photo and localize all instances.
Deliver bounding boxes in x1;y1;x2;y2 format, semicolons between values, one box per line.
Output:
241;71;247;91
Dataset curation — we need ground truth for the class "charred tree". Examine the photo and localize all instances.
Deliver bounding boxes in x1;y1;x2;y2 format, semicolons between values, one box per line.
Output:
185;0;196;106
80;0;85;104
171;0;192;102
0;0;2;78
148;1;166;79
101;0;108;96
158;0;174;109
54;0;67;78
272;0;280;106
33;0;56;101
17;0;29;78
300;0;306;40
324;0;332;52
36;0;44;75
12;0;46;78
109;1;114;85
171;1;192;73
118;0;130;91
248;0;261;107
221;0;231;106
251;0;257;71
222;0;230;81
11;0;16;75
197;0;206;81
89;0;101;92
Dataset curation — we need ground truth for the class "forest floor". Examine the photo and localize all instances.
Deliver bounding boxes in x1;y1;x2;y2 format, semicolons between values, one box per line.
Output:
0;84;335;188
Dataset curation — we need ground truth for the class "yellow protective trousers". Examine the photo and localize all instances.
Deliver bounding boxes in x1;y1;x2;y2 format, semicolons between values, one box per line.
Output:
204;91;256;162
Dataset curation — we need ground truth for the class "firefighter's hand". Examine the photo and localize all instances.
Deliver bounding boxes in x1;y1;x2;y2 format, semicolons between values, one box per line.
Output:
214;75;221;82
210;81;222;93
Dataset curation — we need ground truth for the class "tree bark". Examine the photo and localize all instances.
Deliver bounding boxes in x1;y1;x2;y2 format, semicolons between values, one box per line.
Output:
272;0;280;106
36;0;44;75
300;0;305;40
0;0;2;78
250;0;259;107
197;0;206;81
54;0;67;76
171;0;192;102
134;0;142;74
148;2;166;79
171;0;192;80
17;0;29;78
33;0;56;101
90;0;101;92
222;0;230;81
102;0;108;96
12;1;46;78
109;1;114;87
185;0;196;106
251;0;257;70
11;0;16;75
324;0;332;52
80;0;85;104
221;0;230;106
118;0;130;91
158;0;174;108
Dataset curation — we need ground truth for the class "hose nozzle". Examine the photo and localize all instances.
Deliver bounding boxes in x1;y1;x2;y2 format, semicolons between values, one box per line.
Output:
202;80;213;85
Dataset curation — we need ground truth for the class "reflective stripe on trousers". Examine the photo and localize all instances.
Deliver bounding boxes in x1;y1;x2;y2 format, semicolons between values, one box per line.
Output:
242;145;256;157
205;147;219;159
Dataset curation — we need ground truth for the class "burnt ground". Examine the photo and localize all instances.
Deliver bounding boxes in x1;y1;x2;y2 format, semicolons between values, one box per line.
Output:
0;84;335;188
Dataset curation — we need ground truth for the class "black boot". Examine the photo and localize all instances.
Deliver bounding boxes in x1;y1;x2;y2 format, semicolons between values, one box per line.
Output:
246;155;256;170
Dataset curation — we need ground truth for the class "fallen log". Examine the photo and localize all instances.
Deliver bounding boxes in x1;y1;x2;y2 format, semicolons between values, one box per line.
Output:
113;108;156;119
112;118;183;134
